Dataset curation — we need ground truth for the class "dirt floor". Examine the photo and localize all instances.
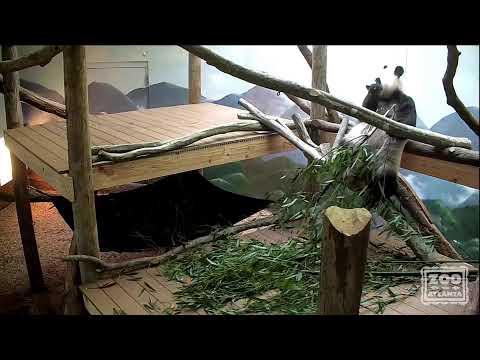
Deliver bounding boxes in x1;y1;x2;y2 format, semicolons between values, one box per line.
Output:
0;202;161;314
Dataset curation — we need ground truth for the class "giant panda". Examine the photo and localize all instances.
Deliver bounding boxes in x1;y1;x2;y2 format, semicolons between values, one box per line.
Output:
341;64;417;197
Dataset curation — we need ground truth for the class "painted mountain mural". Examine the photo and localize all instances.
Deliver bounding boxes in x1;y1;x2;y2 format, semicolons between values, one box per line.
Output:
127;82;208;109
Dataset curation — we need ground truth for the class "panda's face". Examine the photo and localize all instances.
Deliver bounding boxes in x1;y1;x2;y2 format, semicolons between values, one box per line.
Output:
376;65;404;97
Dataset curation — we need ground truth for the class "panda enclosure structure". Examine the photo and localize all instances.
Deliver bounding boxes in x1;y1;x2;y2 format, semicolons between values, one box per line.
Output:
0;45;478;315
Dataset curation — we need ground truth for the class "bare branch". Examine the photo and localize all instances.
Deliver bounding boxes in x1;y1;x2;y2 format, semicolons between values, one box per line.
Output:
93;117;316;162
0;46;64;73
181;45;472;149
285;93;311;115
332;117;349;149
0;74;66;118
63;216;279;273
238;98;321;160
442;45;479;135
292;113;317;148
297;45;312;68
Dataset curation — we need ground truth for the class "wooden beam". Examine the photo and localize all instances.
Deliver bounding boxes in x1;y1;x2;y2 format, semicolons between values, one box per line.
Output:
188;53;202;104
2;45;45;293
63;46;100;284
401;152;479;190
4;133;74;201
319;206;371;315
92;134;294;191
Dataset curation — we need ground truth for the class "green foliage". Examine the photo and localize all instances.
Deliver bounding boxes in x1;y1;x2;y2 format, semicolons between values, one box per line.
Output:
160;144;436;314
424;199;480;260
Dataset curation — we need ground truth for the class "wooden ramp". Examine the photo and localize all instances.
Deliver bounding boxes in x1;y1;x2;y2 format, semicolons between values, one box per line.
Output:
4;103;295;201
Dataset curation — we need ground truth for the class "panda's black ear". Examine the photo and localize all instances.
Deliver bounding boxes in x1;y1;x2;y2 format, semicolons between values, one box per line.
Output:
366;85;371;90
394;66;404;77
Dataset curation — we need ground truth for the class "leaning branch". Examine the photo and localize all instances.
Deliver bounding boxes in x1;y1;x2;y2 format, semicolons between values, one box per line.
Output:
180;45;472;149
0;74;67;118
238;99;322;160
442;45;479;135
0;46;64;73
63;215;279;273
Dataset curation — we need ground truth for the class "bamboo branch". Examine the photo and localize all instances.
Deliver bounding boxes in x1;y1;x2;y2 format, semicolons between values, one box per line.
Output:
0;74;67;118
63;216;279;273
180;45;472;149
0;46;64;73
442;45;479;135
238;98;322;160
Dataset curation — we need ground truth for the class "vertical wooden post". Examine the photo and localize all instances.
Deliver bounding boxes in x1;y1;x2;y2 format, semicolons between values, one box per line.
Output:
188;53;202;104
311;45;328;145
188;52;203;175
318;206;371;315
2;45;45;293
63;46;100;284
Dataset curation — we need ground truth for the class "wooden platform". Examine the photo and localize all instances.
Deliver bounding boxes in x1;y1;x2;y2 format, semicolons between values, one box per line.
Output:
79;222;479;316
3;103;295;201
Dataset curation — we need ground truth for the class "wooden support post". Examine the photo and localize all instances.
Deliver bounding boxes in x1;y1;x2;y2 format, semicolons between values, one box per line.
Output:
188;52;204;175
2;45;45;293
63;46;100;284
188;53;202;104
311;45;328;145
319;206;371;315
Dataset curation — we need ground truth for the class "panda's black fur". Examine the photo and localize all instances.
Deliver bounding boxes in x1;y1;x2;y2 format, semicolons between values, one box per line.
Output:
343;65;417;198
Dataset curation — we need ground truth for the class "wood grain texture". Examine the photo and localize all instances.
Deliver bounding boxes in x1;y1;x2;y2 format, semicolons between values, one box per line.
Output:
63;46;100;283
188;53;202;104
319;206;371;315
2;45;45;293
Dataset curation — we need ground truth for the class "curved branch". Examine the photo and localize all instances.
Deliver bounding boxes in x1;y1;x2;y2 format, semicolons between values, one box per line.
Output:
0;74;66;118
0;46;64;73
442;45;479;135
181;45;472;149
63;216;279;273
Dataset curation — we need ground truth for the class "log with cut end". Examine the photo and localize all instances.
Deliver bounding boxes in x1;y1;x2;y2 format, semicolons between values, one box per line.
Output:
319;206;371;315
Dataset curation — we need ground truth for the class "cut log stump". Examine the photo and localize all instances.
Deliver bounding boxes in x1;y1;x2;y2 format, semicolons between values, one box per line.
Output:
319;206;371;315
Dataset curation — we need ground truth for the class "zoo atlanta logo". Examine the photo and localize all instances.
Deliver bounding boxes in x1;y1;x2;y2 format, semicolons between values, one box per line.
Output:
421;265;469;305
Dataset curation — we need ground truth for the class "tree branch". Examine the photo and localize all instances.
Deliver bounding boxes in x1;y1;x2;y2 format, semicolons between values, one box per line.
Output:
292;113;316;148
0;46;64;73
332;117;349;149
442;45;479;135
297;45;312;68
238;99;322;161
180;45;472;149
93;117;315;162
285;93;311;115
63;215;279;273
0;74;67;118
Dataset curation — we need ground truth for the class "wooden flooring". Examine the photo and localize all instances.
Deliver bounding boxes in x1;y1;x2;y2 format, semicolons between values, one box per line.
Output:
4;103;296;201
80;218;479;316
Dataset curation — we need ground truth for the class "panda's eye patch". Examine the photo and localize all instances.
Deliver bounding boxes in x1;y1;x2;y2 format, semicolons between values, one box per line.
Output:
383;65;388;69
